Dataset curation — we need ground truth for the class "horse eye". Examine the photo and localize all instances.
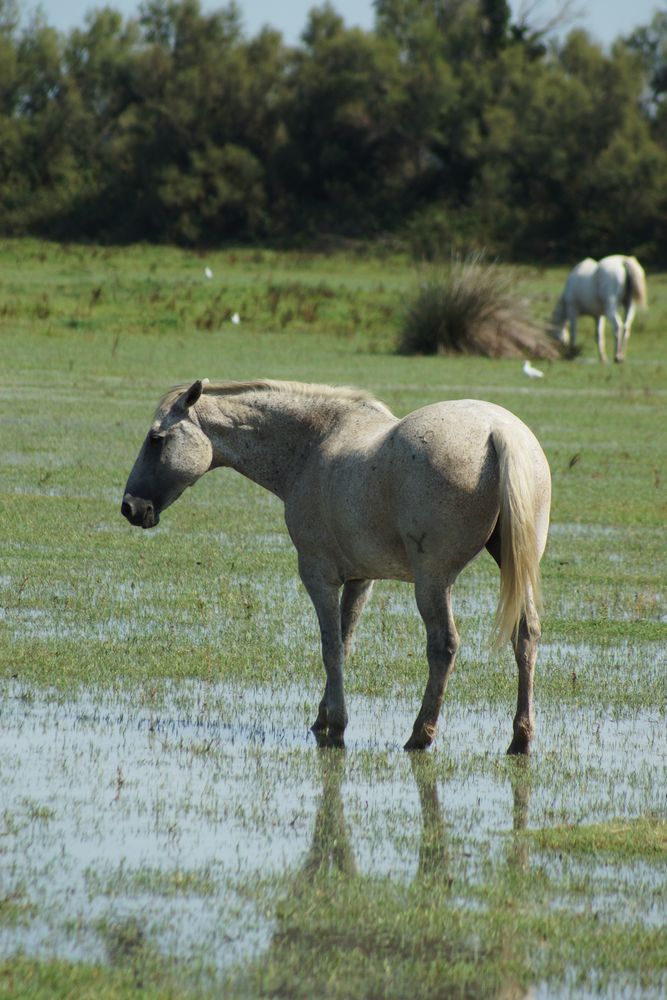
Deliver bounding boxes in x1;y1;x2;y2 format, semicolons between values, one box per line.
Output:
149;430;164;443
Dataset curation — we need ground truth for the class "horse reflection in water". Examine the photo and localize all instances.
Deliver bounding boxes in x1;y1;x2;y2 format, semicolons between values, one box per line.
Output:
99;750;536;995
122;379;551;754
246;751;535;999
302;753;449;886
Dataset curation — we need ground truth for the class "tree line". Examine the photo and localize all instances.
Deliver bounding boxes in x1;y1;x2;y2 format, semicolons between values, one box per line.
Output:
2;0;667;261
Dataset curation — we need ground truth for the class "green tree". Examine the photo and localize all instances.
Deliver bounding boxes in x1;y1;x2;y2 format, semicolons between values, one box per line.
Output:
53;9;140;236
0;0;665;256
625;11;667;148
0;8;78;232
466;29;667;258
0;5;25;230
119;0;288;241
481;0;511;55
278;4;408;233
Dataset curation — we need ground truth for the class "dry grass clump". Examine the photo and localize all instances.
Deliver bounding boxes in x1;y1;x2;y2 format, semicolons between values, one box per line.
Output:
398;254;562;359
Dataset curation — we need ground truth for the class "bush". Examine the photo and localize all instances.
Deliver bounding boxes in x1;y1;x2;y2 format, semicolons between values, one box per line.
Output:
397;253;562;359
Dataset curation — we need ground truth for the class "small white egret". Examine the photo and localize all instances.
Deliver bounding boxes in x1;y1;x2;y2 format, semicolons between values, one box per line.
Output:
204;267;213;279
522;360;544;379
231;312;241;325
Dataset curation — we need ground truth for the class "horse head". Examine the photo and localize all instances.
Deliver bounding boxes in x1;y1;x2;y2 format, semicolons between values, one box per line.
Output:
121;380;213;529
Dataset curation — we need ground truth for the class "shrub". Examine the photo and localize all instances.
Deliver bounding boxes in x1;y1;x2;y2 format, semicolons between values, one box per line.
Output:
397;253;562;359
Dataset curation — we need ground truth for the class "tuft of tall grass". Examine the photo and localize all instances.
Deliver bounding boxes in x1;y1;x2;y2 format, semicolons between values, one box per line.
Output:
398;253;562;359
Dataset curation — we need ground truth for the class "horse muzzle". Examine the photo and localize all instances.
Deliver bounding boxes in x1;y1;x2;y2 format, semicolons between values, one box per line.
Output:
121;494;160;529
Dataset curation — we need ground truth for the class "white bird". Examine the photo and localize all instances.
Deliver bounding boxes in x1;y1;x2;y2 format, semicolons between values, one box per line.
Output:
231;312;240;325
522;360;544;379
204;266;213;279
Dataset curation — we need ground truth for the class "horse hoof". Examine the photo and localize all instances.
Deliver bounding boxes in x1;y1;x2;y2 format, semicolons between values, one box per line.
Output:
404;720;437;751
314;732;345;750
404;733;433;751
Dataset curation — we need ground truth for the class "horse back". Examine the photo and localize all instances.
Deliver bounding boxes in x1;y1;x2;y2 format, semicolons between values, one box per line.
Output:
390;400;545;493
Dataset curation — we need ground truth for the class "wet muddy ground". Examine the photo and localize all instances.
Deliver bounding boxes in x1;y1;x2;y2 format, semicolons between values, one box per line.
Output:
1;679;664;989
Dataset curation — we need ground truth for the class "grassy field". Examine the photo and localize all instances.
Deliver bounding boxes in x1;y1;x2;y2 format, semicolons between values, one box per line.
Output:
0;239;665;998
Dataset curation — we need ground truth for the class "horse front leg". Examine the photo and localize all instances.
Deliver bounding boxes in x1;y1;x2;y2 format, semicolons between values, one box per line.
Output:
405;580;459;751
300;565;349;747
507;590;541;755
310;579;372;739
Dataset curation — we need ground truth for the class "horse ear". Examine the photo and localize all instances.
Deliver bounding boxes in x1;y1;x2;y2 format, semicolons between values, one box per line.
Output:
181;380;204;410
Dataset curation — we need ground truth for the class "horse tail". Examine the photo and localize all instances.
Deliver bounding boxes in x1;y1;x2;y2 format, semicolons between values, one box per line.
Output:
623;256;647;309
490;427;542;649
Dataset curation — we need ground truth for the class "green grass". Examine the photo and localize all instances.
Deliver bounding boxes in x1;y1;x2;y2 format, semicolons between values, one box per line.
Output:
0;955;199;999
0;238;666;998
528;817;667;859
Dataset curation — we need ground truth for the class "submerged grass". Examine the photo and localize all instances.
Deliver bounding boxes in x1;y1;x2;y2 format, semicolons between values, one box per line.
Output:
86;864;221;899
0;239;666;997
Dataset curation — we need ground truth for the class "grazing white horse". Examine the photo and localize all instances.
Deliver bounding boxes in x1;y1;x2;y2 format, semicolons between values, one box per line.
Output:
553;255;647;363
122;379;551;754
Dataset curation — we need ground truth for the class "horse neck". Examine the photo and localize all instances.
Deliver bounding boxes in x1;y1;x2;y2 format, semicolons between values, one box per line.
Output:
552;294;565;324
197;390;338;499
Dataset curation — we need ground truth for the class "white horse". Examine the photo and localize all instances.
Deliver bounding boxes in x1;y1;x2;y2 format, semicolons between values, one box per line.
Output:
122;380;551;753
553;255;647;363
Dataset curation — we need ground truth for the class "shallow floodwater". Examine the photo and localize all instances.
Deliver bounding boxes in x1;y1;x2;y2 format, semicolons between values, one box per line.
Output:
0;680;665;987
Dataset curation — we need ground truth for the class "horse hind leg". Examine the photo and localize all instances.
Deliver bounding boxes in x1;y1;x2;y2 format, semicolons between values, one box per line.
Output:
606;307;626;363
595;316;608;363
507;591;541;755
617;301;636;362
405;578;459;751
486;526;540;754
311;683;330;736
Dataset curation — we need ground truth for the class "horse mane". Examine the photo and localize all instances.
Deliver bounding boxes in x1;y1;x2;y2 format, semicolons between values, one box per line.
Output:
156;379;393;417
